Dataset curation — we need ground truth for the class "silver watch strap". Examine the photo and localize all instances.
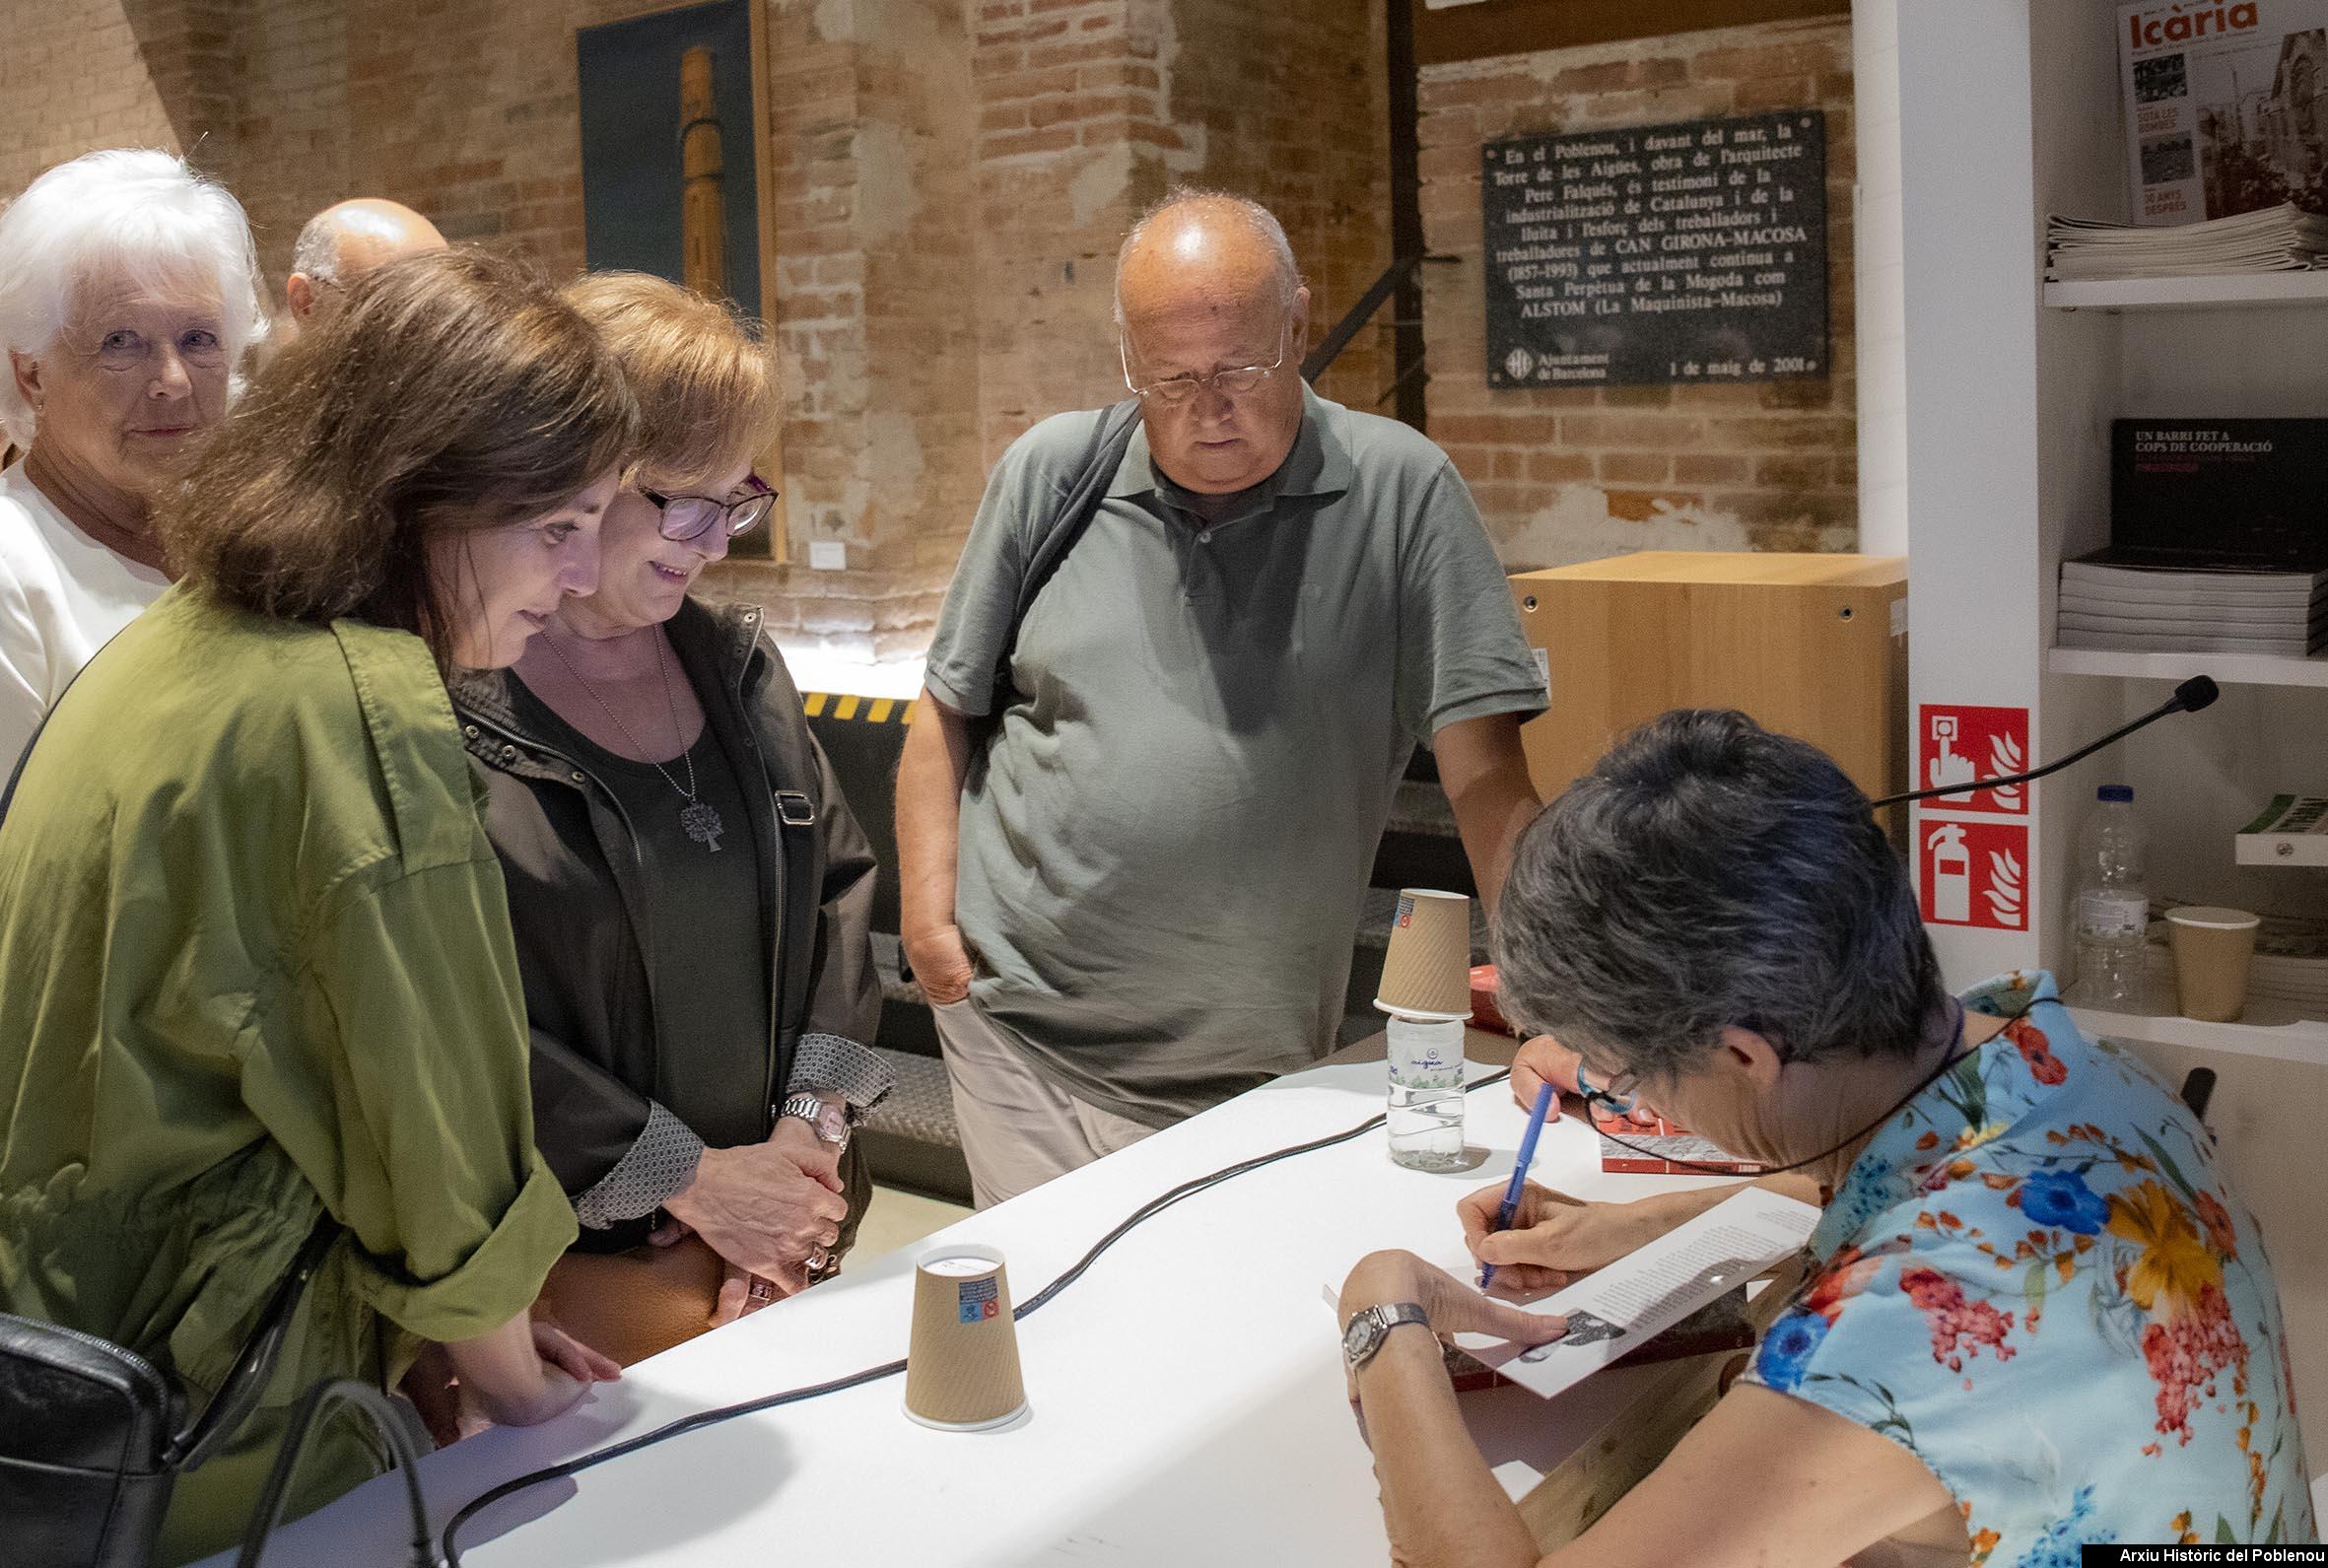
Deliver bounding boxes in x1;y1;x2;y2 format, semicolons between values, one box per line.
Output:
1349;1302;1433;1369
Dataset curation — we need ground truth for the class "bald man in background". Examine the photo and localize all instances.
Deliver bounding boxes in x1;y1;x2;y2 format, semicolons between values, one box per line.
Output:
281;198;446;328
899;189;1546;1207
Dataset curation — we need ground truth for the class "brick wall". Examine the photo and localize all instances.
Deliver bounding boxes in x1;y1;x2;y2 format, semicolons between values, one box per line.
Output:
0;2;193;201
967;0;1390;465
0;0;1391;675
1417;17;1858;569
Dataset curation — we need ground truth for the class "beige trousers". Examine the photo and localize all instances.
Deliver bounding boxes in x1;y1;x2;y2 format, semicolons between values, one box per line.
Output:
931;995;1157;1208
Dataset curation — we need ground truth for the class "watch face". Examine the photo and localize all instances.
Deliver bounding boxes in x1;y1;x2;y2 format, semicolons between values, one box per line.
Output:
815;1103;851;1143
1341;1312;1376;1364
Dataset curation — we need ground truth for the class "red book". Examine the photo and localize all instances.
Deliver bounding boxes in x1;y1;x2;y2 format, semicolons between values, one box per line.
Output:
1591;1106;1765;1177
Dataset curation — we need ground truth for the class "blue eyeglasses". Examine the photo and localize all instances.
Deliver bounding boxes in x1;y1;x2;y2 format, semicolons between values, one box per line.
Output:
1573;1061;1641;1116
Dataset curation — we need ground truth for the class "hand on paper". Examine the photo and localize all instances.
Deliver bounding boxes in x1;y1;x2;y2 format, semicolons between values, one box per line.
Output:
906;920;977;1006
656;1119;848;1301
1336;1250;1567;1401
1457;1180;1653;1295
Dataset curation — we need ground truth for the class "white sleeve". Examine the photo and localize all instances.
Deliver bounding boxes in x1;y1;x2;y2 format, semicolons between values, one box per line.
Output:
0;553;49;780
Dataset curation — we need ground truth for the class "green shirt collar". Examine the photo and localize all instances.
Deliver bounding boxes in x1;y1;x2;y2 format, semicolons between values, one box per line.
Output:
1107;382;1356;510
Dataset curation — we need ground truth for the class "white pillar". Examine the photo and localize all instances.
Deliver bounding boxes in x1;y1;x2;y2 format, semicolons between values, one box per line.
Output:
1852;0;1909;557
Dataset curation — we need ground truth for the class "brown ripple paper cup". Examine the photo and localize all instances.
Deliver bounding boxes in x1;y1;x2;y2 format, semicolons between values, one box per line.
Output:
2167;906;2261;1023
903;1244;1028;1432
1374;888;1473;1021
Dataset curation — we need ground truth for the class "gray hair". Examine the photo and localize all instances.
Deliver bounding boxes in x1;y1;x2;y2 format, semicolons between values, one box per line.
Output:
290;209;344;285
1113;188;1301;327
1493;711;1944;1085
0;149;267;447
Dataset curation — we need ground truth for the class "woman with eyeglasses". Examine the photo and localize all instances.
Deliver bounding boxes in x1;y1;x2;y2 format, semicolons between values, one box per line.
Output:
0;149;267;770
451;272;887;1365
1335;712;2310;1564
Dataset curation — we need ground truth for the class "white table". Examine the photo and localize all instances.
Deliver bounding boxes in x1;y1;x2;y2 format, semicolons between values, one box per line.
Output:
207;1048;1727;1567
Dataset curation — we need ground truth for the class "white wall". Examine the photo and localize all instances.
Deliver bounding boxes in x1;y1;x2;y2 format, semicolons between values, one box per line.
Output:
1852;0;1908;558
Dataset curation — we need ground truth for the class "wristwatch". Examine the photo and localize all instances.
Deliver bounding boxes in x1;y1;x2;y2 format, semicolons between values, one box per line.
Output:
1341;1302;1433;1373
778;1092;856;1152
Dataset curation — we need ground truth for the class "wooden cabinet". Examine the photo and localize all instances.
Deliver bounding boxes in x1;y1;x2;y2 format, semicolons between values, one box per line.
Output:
1506;551;1907;803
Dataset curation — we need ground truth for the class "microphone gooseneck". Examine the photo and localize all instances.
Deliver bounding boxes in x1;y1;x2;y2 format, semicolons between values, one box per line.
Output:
1871;674;2221;811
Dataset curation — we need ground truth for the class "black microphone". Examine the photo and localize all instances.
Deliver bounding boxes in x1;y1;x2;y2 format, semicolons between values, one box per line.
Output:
1871;675;2220;810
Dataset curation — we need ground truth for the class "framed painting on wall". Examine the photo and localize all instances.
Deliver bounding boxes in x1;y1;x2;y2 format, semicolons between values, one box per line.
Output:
577;0;785;558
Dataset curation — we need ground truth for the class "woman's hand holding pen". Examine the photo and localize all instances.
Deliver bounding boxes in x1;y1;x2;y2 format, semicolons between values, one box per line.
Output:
1457;1181;1658;1295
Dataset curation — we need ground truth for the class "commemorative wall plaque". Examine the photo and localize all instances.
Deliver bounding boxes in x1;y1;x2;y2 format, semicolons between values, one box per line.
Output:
1482;109;1828;389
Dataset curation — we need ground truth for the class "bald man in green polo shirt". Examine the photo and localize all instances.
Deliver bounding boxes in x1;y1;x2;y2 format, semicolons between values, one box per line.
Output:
899;191;1546;1208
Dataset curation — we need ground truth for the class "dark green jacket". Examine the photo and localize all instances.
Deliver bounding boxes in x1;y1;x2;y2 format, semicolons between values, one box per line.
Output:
0;585;574;1564
451;596;881;1254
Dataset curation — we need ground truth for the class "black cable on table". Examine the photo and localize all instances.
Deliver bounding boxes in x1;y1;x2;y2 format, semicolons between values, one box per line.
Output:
440;1067;1513;1564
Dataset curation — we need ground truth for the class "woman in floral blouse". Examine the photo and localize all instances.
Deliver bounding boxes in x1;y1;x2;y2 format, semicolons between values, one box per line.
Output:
1336;710;2311;1566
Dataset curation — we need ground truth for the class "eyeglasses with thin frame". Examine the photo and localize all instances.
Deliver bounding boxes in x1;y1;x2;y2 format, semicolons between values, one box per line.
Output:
1573;1060;1641;1116
1119;317;1293;408
639;472;777;544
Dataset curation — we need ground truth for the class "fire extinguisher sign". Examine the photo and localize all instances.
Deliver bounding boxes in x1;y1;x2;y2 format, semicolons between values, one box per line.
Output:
1915;704;2032;931
1919;818;2028;930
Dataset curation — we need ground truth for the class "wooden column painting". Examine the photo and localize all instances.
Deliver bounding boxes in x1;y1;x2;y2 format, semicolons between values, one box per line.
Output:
577;1;784;559
679;45;726;301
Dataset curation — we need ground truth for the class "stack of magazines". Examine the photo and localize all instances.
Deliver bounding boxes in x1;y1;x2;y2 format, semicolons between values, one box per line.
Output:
2059;554;2328;655
2046;205;2328;281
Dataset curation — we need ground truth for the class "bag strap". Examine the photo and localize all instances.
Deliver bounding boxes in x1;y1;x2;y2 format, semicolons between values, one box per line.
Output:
771;782;821;1045
990;398;1142;711
170;1213;342;1469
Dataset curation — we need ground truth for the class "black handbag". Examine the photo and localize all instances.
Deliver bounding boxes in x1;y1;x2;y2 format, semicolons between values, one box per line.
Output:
0;1217;340;1568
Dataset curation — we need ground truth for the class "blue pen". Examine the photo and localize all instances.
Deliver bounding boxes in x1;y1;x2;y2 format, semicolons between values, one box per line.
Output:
1479;1080;1556;1290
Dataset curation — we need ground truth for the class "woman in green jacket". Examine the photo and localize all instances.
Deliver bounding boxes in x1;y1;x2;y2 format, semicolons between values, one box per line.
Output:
0;247;637;1564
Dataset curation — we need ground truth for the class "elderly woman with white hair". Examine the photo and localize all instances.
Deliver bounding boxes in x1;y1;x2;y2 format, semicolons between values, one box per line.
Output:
0;148;265;768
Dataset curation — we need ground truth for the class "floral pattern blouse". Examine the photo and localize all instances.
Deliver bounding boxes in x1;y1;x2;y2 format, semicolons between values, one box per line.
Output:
1743;972;2313;1562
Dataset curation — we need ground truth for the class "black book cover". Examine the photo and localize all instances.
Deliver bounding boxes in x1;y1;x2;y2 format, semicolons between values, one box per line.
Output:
2111;419;2328;570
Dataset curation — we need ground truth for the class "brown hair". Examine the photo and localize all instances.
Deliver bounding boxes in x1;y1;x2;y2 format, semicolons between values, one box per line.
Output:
561;271;780;489
164;246;639;667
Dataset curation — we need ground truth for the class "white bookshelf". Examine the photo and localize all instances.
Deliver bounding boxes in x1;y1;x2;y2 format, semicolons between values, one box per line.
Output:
2044;271;2328;311
1899;0;2328;1471
2046;647;2328;688
2068;1002;2328;1065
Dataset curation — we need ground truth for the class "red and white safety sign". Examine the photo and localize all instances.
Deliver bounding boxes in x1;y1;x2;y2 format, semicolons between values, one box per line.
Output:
1918;818;2028;930
1916;704;2029;817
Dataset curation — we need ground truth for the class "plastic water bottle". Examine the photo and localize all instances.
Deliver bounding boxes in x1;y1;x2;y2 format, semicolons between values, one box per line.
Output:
2073;784;2149;1008
1387;1014;1466;1170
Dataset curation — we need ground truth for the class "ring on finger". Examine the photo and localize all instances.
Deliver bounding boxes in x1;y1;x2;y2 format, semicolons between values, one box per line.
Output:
747;1277;775;1305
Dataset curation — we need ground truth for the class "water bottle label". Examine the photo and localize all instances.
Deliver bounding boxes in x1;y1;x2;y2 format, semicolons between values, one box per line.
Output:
1389;1036;1466;1092
2077;890;2148;941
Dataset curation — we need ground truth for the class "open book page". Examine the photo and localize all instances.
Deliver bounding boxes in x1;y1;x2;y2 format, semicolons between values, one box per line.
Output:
1432;1187;1817;1401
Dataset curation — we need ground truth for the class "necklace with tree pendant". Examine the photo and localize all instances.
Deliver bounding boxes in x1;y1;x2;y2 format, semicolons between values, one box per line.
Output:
541;628;723;852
